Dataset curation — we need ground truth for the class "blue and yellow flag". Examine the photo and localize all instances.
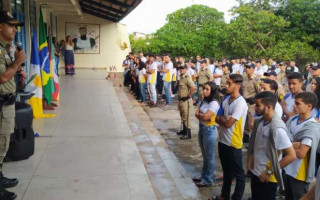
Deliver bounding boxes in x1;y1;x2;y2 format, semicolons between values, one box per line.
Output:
29;29;55;118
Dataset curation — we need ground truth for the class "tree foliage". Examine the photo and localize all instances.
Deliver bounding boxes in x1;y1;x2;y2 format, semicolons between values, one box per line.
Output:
129;1;320;65
275;0;320;50
149;5;226;57
225;5;289;58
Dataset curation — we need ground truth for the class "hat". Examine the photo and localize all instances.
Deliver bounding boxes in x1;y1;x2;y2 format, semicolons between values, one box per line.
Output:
264;71;277;77
269;65;276;71
244;63;255;68
200;59;207;64
278;62;285;66
179;65;187;69
311;63;320;70
0;12;24;26
285;66;294;74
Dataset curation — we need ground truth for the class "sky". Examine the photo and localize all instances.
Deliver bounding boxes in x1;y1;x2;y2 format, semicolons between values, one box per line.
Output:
120;0;239;34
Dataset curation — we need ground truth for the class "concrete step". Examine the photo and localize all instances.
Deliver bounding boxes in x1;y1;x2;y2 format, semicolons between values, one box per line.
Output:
114;86;201;199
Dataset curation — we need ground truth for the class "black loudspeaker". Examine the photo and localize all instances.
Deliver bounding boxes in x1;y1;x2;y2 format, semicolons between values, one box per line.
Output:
4;102;35;162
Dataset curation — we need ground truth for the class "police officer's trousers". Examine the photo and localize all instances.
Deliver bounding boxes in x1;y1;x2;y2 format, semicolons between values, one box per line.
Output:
0;104;15;170
178;98;193;129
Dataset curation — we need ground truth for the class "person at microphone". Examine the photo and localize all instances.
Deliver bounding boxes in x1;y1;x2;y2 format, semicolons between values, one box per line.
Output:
0;11;26;200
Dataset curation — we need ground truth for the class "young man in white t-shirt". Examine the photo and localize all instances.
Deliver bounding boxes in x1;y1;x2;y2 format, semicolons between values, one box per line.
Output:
284;92;320;200
259;79;283;117
146;54;157;107
215;74;248;200
213;60;223;86
254;60;264;79
160;54;173;107
281;72;303;122
247;91;296;200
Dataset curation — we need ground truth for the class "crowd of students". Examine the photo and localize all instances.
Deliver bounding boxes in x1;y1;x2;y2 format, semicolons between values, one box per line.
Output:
122;52;320;200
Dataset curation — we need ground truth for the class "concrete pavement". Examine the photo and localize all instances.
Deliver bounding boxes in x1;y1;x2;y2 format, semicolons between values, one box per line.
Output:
3;69;201;200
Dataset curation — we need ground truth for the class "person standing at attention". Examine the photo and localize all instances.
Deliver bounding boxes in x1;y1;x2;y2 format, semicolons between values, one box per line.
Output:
0;11;26;200
284;92;320;200
146;54;157;107
194;82;220;187
214;74;248;200
247;91;296;200
64;35;75;75
161;53;173;108
177;65;196;140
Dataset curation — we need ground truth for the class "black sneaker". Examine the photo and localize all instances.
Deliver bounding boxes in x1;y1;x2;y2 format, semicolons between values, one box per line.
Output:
0;173;18;188
0;186;17;200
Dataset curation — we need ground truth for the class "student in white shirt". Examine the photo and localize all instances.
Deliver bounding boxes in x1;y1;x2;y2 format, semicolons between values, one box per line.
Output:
146;54;158;107
161;54;173;107
259;79;283;117
281;72;303;122
255;61;264;79
194;82;220;187
247;91;296;200
138;61;147;106
284;92;320;200
261;58;269;72
214;74;248;200
214;60;223;86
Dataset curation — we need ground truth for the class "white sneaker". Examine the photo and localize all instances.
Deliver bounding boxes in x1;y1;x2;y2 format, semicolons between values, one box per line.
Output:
171;94;175;98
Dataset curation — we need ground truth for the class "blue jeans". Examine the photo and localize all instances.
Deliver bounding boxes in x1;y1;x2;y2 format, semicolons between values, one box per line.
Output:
140;82;147;102
198;124;216;185
163;81;171;105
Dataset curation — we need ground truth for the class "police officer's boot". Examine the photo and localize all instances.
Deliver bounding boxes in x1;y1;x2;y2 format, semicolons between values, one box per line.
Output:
0;171;18;188
176;125;186;135
180;128;191;140
0;184;16;200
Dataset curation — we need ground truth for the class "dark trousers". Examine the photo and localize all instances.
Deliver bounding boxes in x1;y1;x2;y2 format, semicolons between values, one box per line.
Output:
251;174;278;200
284;174;309;200
157;77;163;95
124;71;131;86
171;81;177;94
135;81;141;99
316;152;320;175
218;142;245;200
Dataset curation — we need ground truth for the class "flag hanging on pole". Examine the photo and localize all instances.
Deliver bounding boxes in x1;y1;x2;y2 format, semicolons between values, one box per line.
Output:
49;35;60;101
28;29;56;118
39;9;54;106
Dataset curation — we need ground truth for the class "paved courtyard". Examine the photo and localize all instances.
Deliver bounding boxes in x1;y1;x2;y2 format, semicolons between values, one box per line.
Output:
3;70;200;200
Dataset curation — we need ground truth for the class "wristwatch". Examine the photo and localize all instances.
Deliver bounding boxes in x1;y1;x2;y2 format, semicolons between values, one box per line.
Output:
267;169;273;175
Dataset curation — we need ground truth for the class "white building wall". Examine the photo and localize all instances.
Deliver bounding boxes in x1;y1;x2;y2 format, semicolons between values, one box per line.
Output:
57;13;131;72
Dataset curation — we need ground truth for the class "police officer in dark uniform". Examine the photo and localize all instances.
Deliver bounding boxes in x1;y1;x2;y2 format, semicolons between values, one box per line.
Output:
177;65;196;140
0;11;25;200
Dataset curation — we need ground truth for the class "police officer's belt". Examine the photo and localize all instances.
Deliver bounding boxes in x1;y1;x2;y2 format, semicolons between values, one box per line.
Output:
0;93;16;106
245;97;255;105
178;96;191;102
